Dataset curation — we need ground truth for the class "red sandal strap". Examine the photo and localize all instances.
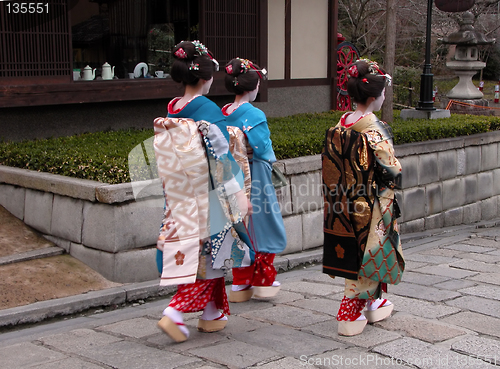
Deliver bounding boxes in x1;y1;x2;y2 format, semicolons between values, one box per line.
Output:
214;313;225;321
378;299;388;309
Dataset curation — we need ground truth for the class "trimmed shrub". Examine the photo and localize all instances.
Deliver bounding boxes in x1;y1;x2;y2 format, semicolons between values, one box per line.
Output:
1;112;499;184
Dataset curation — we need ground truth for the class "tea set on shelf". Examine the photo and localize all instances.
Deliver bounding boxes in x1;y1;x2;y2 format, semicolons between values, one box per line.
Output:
75;62;168;81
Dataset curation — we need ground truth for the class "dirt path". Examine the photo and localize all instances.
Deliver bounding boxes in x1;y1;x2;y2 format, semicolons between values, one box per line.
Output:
0;206;122;310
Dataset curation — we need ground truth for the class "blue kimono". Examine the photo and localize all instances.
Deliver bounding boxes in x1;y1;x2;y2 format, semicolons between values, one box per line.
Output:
222;103;287;254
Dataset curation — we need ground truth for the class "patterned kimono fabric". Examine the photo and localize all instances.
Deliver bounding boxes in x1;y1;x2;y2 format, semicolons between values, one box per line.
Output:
222;103;287;286
322;113;404;320
155;96;246;315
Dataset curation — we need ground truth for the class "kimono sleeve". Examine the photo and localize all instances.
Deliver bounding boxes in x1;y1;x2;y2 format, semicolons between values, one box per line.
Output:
365;126;402;190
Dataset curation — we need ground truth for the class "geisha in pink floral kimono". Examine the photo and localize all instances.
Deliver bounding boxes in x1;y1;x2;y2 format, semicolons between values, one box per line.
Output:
154;41;252;342
322;59;405;336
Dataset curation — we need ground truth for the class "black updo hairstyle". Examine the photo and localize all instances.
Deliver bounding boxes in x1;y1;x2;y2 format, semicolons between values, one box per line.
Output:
224;58;265;95
347;60;388;105
170;41;217;86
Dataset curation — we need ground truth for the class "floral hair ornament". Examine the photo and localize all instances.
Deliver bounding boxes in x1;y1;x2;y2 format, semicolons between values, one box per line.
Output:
233;77;239;86
237;58;268;79
358;58;392;86
174;47;187;59
348;65;359;78
239;58;252;73
189;62;200;71
226;64;233;75
190;40;219;71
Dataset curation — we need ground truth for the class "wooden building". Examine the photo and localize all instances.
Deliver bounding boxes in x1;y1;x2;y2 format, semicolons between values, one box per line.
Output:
0;0;339;141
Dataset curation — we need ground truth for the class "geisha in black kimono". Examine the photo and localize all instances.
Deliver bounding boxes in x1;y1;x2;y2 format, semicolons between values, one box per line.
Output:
322;59;405;336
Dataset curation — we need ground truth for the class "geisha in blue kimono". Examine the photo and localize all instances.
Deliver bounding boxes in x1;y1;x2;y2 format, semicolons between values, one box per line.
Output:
155;41;252;343
221;58;287;302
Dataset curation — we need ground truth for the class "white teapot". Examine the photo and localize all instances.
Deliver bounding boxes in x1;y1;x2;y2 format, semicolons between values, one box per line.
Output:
82;65;96;81
102;62;115;80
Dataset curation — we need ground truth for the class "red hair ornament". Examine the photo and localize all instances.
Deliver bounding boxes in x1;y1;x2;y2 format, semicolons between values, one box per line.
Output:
174;48;187;59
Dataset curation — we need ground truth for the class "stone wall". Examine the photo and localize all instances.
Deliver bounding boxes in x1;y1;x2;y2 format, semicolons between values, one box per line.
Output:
1;130;499;283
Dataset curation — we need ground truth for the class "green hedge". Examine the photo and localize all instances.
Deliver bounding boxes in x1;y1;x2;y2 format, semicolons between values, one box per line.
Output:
0;129;153;184
1;111;499;184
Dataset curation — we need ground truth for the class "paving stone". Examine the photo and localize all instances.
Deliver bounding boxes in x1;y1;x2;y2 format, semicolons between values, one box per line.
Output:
98;317;160;338
256;289;305;305
404;260;428;270
0;342;67;368
390;282;461;302
488;249;500;256
212;315;271;336
420;248;463;257
233;325;342;358
475;229;500;239
400;271;451;286
374;313;467;343
39;328;123;353
442;311;500;338
458;284;500;301
240;305;333;328
451;335;500;365
411;264;479;279
443;243;496;253
311;348;414;368
147;328;225;350
252;357;307;369
467;272;500;286
461;237;500;248
404;253;460;264
189;340;278;368
456;252;500;263
449;259;494;273
373;337;497;369
388;294;461;319
303;319;402;348
33;357;106;369
287;297;339;317
79;340;199;369
446;296;500;319
433;279;477;291
280;280;343;296
302;271;346;286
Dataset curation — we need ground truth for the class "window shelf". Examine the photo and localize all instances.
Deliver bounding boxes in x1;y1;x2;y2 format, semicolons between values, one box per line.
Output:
0;73;234;108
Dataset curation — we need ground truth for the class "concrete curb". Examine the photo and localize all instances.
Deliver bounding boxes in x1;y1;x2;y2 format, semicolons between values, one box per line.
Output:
0;246;64;266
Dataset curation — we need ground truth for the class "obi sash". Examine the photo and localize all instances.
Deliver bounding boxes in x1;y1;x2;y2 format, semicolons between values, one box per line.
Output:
154;117;252;286
322;126;375;280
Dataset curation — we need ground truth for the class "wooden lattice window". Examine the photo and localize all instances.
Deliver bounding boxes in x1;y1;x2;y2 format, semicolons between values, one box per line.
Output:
201;0;261;67
0;0;70;82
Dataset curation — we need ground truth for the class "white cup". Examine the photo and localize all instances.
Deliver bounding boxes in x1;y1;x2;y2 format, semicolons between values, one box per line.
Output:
155;71;164;78
129;73;135;79
73;71;80;81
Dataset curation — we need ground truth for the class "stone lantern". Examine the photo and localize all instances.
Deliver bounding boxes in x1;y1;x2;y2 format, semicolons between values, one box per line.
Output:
441;11;495;102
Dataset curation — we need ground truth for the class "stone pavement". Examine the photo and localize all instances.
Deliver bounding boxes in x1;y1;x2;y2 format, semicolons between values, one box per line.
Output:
1;221;500;368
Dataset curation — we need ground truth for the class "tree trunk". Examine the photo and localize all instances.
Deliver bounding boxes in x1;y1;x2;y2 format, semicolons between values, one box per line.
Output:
382;0;396;123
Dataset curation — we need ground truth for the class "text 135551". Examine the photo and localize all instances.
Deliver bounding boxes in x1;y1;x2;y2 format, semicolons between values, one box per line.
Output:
6;3;49;14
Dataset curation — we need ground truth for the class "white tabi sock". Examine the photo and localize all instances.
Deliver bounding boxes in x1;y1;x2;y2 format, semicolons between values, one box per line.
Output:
163;307;189;338
232;284;251;292
200;301;227;321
